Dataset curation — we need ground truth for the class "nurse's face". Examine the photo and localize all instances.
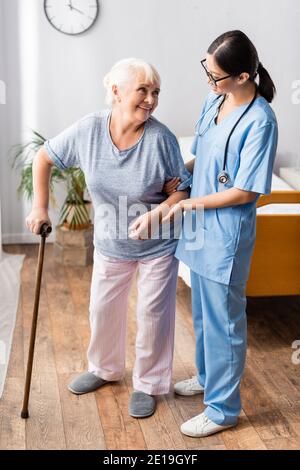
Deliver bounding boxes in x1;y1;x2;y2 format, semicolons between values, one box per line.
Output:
113;72;160;125
205;54;235;95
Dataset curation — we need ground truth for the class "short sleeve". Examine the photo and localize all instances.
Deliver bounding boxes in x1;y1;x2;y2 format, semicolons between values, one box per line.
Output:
234;122;278;195
161;133;192;191
44;120;80;170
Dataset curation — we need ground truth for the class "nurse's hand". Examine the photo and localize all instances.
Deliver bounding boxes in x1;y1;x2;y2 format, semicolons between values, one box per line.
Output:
163;177;181;195
161;201;184;224
128;210;160;240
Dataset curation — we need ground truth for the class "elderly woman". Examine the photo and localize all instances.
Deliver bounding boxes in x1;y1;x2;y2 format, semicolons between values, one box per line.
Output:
26;58;191;418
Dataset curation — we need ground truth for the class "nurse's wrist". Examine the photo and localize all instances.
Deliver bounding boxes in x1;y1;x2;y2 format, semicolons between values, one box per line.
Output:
180;199;191;211
182;197;206;211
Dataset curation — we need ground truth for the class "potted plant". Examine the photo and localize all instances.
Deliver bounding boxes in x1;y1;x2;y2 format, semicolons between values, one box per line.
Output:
11;130;94;265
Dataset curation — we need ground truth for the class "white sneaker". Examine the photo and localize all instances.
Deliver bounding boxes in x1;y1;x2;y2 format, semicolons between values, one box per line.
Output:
181;412;235;437
174;376;204;396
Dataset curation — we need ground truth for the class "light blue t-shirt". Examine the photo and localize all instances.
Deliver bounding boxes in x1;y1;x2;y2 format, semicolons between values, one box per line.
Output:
45;110;192;260
175;92;278;285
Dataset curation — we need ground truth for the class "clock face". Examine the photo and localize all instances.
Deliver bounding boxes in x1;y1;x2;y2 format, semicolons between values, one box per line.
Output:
44;0;99;35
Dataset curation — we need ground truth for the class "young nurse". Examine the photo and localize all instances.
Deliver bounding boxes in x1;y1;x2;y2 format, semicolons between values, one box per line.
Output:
162;30;278;437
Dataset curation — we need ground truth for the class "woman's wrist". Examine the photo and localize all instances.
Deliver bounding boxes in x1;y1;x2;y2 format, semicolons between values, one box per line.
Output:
32;206;49;214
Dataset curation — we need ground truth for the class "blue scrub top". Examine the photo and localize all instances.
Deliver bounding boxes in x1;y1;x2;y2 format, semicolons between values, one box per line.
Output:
175;91;278;285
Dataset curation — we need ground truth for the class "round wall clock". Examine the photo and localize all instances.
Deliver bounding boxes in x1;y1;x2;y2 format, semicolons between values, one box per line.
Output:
44;0;99;36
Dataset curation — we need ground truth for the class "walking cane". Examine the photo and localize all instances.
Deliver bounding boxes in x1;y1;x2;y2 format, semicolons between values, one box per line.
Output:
21;223;52;419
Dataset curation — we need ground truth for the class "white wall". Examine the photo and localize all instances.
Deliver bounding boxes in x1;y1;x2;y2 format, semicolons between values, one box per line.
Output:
0;0;25;243
1;0;300;243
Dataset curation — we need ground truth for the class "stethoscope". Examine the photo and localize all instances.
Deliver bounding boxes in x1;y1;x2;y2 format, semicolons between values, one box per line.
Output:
195;90;258;185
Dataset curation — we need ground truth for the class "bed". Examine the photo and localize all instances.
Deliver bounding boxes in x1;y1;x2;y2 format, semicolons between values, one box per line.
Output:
177;137;300;297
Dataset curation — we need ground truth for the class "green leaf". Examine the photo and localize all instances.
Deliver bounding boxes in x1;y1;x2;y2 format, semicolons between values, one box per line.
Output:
11;128;88;229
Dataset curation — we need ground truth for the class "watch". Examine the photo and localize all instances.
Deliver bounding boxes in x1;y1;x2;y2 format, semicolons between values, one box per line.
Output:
44;0;99;36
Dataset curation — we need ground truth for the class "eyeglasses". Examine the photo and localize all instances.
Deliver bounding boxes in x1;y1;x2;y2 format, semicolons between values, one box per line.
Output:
201;59;231;87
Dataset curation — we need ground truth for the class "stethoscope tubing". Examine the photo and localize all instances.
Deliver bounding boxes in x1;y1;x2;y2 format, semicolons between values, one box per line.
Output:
195;91;258;184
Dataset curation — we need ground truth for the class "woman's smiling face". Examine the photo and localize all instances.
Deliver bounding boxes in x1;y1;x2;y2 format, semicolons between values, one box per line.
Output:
113;72;160;124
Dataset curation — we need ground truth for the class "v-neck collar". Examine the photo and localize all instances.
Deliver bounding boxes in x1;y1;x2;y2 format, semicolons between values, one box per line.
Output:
106;111;148;156
214;95;262;127
214;97;248;127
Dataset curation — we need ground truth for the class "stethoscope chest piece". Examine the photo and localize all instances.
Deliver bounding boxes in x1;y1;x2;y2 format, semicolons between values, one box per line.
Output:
218;171;230;185
213;90;258;187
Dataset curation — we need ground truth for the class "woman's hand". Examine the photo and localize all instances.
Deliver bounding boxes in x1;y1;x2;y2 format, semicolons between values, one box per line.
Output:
128;210;160;240
25;208;52;236
163;177;181;196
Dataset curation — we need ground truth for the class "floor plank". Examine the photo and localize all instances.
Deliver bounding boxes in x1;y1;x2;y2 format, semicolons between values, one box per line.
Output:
94;376;147;450
44;248;106;450
0;244;300;450
58;373;106;450
0;377;26;450
20;245;66;450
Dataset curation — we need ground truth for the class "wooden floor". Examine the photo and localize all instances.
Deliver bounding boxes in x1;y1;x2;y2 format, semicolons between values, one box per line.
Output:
1;244;300;450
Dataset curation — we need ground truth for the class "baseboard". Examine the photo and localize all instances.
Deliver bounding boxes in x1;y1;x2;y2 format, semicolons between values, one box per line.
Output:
2;232;55;244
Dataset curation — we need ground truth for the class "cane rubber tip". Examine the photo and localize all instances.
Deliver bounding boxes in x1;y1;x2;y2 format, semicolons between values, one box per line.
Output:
21;411;29;419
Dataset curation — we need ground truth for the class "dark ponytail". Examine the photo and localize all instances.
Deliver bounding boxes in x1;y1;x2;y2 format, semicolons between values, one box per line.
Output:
256;62;276;103
207;30;276;103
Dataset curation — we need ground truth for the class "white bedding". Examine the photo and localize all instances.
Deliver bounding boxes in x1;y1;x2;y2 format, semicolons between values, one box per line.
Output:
257;174;300;215
177;136;300;287
178;136;300;214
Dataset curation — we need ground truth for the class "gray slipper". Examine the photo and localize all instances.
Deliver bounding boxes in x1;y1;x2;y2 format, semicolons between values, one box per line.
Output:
68;372;108;395
129;391;156;418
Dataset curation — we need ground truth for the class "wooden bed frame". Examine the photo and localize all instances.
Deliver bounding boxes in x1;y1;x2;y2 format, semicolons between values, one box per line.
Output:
246;191;300;296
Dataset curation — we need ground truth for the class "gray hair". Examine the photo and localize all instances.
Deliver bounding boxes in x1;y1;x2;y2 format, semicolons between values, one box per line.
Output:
103;58;161;107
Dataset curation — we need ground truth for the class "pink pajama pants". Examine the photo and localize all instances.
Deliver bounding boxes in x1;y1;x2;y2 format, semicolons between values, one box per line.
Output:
87;249;179;395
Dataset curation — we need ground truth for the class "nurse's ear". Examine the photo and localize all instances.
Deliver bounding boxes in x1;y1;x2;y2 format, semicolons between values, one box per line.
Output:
237;72;250;85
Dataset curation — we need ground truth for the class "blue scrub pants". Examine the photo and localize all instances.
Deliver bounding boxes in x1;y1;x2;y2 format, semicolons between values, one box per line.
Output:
190;270;247;426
